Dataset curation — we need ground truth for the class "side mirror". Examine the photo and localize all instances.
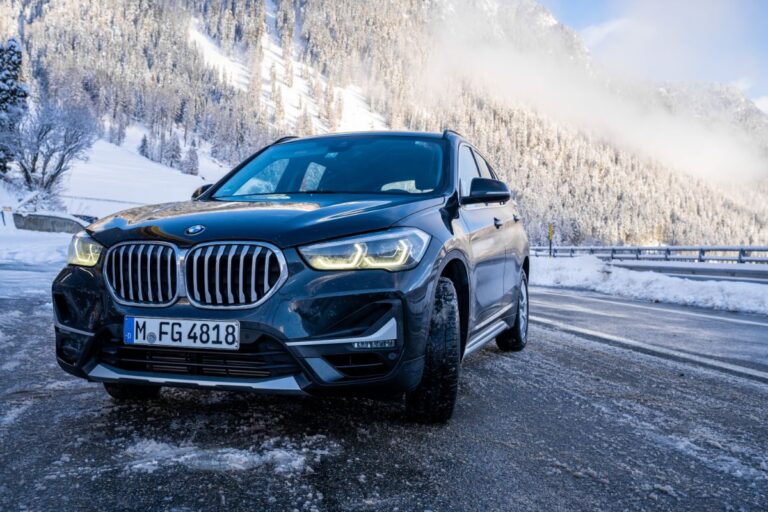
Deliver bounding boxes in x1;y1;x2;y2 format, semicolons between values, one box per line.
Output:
462;178;511;205
191;183;213;200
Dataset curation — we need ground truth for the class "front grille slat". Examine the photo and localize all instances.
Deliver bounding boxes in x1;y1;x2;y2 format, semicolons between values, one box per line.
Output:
250;247;262;303
214;245;225;305
226;245;237;304
135;245;144;302
155;247;163;303
105;243;178;306
263;251;271;295
191;246;199;302
119;246;126;298
127;245;135;301
166;247;173;301
238;247;247;303
203;246;213;304
145;245;154;302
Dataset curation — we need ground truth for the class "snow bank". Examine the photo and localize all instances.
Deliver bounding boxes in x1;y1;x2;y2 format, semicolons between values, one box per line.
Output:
0;230;71;266
530;256;768;315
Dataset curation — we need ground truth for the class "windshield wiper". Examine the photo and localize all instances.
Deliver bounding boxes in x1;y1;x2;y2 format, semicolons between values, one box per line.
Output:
220;191;370;199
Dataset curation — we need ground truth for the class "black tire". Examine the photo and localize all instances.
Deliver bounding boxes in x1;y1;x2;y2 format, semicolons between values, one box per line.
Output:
496;270;529;352
405;277;461;424
103;383;161;401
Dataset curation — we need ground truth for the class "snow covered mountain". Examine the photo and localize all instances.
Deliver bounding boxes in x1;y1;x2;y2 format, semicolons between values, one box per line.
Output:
3;0;767;245
656;83;768;153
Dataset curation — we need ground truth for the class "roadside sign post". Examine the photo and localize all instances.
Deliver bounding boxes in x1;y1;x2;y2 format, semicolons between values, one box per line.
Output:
548;223;554;257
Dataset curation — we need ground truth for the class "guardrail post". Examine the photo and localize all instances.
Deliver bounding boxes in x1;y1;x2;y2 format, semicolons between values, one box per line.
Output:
698;249;705;262
610;248;615;261
738;249;745;263
665;248;670;261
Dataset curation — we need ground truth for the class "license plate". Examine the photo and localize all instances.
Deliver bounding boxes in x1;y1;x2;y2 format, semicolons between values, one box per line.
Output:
124;317;240;350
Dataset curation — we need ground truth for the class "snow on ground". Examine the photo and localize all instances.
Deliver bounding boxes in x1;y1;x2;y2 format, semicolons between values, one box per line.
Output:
124;435;338;474
531;255;768;315
188;18;250;91
0;230;68;299
60;125;228;218
0;230;70;266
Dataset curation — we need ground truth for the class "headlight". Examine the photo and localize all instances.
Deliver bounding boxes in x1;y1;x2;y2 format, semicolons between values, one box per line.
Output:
299;228;430;271
67;231;103;267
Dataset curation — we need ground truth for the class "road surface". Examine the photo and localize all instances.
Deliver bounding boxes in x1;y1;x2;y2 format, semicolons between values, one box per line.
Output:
1;263;767;511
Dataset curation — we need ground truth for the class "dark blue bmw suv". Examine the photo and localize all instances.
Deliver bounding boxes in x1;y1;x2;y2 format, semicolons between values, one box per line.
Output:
52;130;530;423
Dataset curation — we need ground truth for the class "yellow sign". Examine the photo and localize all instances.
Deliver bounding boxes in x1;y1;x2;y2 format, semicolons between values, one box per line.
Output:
548;223;553;241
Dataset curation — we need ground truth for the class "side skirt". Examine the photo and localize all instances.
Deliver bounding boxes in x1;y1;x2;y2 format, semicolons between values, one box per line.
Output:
463;320;508;358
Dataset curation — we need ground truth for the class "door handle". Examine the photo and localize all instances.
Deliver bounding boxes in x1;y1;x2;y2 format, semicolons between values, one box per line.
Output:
493;217;503;229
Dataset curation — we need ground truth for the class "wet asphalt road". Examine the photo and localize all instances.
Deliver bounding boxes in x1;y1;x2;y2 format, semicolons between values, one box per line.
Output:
1;264;767;511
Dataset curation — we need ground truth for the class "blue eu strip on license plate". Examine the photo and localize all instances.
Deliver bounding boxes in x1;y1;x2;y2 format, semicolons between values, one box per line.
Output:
124;316;135;344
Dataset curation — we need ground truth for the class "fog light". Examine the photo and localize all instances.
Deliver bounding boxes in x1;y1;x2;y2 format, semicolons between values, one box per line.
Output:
352;339;396;350
59;334;86;363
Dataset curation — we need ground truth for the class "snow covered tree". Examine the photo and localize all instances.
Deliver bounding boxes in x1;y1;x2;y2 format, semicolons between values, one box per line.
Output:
10;97;98;192
296;102;314;136
138;134;150;158
181;147;199;175
108;114;127;146
162;135;182;169
273;91;285;127
0;38;28;175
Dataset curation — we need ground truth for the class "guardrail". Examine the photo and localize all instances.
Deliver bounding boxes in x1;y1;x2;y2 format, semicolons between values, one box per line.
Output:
531;246;768;264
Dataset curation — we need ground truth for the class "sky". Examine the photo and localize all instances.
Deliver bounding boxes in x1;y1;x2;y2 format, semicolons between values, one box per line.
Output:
539;0;768;112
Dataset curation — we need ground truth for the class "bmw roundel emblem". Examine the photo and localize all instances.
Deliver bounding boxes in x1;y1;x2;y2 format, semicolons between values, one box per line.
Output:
185;224;206;235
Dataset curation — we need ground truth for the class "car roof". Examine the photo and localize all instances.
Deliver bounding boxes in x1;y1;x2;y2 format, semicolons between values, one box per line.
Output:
274;130;464;145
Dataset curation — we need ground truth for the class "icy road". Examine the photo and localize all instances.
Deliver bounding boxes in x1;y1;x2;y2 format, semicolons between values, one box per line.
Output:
1;263;766;511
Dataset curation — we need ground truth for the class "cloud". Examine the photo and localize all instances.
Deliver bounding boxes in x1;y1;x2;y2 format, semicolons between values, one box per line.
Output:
729;77;754;92
582;0;765;89
580;18;629;50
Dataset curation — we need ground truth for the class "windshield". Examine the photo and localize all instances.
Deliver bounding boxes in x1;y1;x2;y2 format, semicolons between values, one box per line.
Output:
212;135;446;199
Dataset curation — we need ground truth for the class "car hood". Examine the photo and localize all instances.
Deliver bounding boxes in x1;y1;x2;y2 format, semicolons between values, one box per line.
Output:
87;193;444;248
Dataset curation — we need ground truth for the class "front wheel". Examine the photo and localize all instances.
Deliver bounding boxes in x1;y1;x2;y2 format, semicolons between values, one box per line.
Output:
405;277;461;424
496;270;529;352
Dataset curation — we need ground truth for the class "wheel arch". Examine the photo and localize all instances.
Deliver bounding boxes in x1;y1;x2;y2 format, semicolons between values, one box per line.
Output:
438;255;470;356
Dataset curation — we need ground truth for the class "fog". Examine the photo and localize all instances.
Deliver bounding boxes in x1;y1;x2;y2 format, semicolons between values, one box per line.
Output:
422;1;767;182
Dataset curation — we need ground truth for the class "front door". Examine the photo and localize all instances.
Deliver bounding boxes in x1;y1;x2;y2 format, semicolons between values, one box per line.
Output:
457;145;507;330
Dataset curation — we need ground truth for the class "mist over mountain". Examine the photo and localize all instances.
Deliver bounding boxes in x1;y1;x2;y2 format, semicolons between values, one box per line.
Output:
2;0;766;244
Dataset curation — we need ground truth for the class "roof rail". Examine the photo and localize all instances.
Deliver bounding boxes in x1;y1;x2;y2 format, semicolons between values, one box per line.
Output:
442;129;463;139
272;135;298;145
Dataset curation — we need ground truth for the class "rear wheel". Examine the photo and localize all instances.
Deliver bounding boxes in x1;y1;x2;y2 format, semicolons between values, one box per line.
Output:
496;270;529;352
103;383;161;401
405;277;461;424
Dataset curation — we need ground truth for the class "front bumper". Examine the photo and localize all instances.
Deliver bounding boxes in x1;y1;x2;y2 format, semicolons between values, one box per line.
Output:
52;246;440;397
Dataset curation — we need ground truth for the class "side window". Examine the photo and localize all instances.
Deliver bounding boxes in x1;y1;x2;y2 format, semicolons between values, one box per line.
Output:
472;150;493;180
458;145;480;197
